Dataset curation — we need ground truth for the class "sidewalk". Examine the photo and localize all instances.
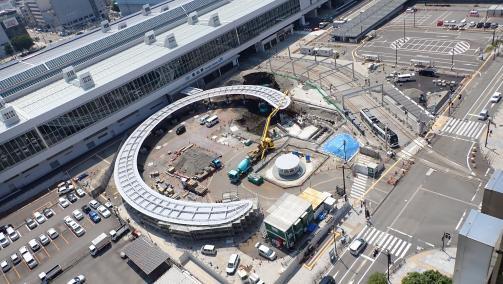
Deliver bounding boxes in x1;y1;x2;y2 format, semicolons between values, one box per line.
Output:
480;104;503;169
390;248;456;283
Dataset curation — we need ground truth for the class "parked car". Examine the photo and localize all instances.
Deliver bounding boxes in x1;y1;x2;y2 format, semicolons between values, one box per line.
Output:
39;234;50;246
176;125;186;135
67;274;85;284
19;246;28;256
72;209;84;221
75;188;86;197
47;228;59;239
226;254;240;275
64;216;76;227
43;208;55;218
59;197;70;208
476;22;484;28
201;245;217;256
104;201;113;209
97;205;111;218
81;205;91;214
255;242;277;260
34;211;47;224
89;211;101;223
484;22;491;29
491;23;498;29
28;239;41;252
490;92;501;103
25;218;38;230
469;21;476;27
319;275;336;284
0;260;10;272
10;253;20;265
6;226;19;241
89;200;100;209
73;226;85;237
67;193;78;203
0;233;10;248
349;238;367;256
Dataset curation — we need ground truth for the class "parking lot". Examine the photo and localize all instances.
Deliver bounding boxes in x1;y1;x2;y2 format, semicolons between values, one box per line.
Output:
0;185;121;284
356;4;502;72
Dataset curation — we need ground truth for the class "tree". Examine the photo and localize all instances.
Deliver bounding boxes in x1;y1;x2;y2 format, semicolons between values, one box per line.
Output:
402;270;452;284
4;44;14;56
368;272;387;284
112;2;120;12
11;35;34;52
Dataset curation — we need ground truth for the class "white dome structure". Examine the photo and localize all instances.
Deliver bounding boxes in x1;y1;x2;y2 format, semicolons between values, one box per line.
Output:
275;153;301;178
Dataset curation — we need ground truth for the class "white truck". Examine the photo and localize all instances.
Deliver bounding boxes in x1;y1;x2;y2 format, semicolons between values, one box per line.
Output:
89;233;111;256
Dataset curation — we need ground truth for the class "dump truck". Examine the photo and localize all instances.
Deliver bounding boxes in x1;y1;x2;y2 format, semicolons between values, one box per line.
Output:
228;157;252;183
109;224;130;242
89;232;111;256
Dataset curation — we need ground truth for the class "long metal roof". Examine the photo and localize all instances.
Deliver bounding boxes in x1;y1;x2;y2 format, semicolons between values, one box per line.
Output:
265;193;311;232
485;170;503;193
459;209;503;247
114;85;290;227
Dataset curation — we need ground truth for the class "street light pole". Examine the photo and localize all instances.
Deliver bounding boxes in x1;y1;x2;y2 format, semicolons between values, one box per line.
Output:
342;140;347;202
413;11;416;28
485;118;492;147
451;47;454;68
385;249;391;281
395;46;398;66
403;15;406;42
333;225;338;257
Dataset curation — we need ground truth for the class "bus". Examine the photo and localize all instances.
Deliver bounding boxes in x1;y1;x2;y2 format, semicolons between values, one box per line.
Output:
360;108;399;148
205;115;219;128
394;73;414;83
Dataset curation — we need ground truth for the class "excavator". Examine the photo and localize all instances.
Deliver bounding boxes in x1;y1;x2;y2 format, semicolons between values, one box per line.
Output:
227;91;289;183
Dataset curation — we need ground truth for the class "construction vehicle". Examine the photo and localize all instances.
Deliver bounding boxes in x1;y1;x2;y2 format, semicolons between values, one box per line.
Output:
247;173;264;185
211;159;222;169
89;232;111;256
228;157;252;184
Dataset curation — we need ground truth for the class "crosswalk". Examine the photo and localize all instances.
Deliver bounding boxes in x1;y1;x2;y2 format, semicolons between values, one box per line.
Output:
450;41;470;55
389;37;410;49
350;174;368;200
439;117;485;140
360;226;412;259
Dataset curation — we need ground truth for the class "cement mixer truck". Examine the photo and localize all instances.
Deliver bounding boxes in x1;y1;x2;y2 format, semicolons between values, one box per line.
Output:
227;157;252;184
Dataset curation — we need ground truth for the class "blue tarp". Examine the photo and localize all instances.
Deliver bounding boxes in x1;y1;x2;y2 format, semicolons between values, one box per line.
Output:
306;223;319;233
322;133;360;161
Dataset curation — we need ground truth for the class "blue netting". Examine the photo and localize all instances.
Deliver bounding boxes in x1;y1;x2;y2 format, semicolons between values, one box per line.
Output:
322;133;360;161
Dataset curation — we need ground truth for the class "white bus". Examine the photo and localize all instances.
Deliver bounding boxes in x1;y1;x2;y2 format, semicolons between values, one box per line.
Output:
205;115;219;128
395;73;414;82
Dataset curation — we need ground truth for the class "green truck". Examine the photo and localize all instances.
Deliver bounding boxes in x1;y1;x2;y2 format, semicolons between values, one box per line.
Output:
247;173;264;185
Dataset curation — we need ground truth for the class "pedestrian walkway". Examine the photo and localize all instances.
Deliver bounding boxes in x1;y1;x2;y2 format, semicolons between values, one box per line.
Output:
360;226;412;260
399;137;428;159
439;117;485;140
390;248;455;283
350;173;368;200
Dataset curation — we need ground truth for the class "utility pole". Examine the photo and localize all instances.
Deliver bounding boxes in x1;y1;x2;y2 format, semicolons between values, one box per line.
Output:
492;28;496;45
342;140;347;202
395;46;398;66
385;249;391;282
485;118;492;147
403;15;406;42
413;10;416;28
451;47;454;69
333;224;339;258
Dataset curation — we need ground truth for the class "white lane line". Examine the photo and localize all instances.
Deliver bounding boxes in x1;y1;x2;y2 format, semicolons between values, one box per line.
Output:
475;125;486;139
377;234;390;247
382;236;395;251
441;117;454;131
369;230;381;244
387;227;413;238
387;237;399;252
448;119;462;133
467;123;482;138
461;121;476;137
364;228;377;241
399;243;412;259
395;241;408;257
457;121;472;136
455;209;468;231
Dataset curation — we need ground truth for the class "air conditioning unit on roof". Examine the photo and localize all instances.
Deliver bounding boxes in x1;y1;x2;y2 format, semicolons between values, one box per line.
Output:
101;20;110;33
164;33;177;48
188;12;198;25
208;13;220;27
142;4;151;16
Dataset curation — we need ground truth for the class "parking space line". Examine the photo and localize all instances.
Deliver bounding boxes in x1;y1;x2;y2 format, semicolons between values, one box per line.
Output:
12;266;20;279
34;201;53;214
82;217;93;228
1;270;10;284
32;253;40;264
51;240;60;251
60;232;69;245
42;246;51;258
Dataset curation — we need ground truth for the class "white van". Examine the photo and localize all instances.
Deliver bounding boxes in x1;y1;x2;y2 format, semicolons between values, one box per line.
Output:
395;73;414;83
198;114;210;125
200;244;217;256
22;252;38;269
255;242;277;260
205;115;219;128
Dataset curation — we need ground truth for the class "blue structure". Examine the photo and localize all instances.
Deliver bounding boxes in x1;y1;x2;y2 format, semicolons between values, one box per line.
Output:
322;133;359;161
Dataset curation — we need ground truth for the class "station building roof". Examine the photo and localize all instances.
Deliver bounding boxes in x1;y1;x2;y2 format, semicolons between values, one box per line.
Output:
298;187;331;211
265;193;312;232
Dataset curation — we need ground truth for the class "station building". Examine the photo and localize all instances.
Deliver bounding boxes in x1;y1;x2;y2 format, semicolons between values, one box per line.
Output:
0;0;330;207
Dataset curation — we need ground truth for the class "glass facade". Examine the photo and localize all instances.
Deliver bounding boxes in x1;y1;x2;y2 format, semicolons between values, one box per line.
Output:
0;130;46;172
237;0;300;44
0;0;302;174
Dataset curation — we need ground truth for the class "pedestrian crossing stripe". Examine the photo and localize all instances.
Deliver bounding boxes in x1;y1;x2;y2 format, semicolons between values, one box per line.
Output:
359;226;412;259
440;117;485;139
350;174;368;199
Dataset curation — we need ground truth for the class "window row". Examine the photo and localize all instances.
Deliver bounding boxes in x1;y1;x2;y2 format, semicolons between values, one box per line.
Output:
0;130;46;172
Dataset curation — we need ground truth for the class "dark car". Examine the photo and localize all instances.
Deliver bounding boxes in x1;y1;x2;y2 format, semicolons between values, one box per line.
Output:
491;23;498;29
0;224;12;234
25;218;37;230
81;205;91;214
319;276;336;284
484;22;491;29
176;125;186;135
66;193;78;203
476;22;484;28
43;208;55;218
89;211;101;223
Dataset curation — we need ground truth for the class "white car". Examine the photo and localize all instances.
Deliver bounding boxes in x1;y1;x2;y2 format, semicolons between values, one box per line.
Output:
89;200;100;209
19;246;28;255
72;209;84;221
73;226;85;237
28;239;40;252
469;21;476;27
104;201;113;209
0;260;10;272
34;211;47;224
64;216;74;226
10;253;20;265
39;234;50;246
0;233;10;248
47;228;59;239
226;254;239;275
67;274;85;284
75;188;86;197
6;226;19;241
59;197;70;208
97;205;111;218
490;92;501;103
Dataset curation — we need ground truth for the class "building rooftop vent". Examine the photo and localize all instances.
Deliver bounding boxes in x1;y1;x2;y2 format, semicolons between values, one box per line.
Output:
118;22;127;30
141;4;151;16
100;20;110;33
144;30;156;45
0;97;5;109
208;13;220;27
71;72;95;90
62;66;77;83
188;12;198;25
0;104;19;126
164;33;177;48
161;4;169;12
